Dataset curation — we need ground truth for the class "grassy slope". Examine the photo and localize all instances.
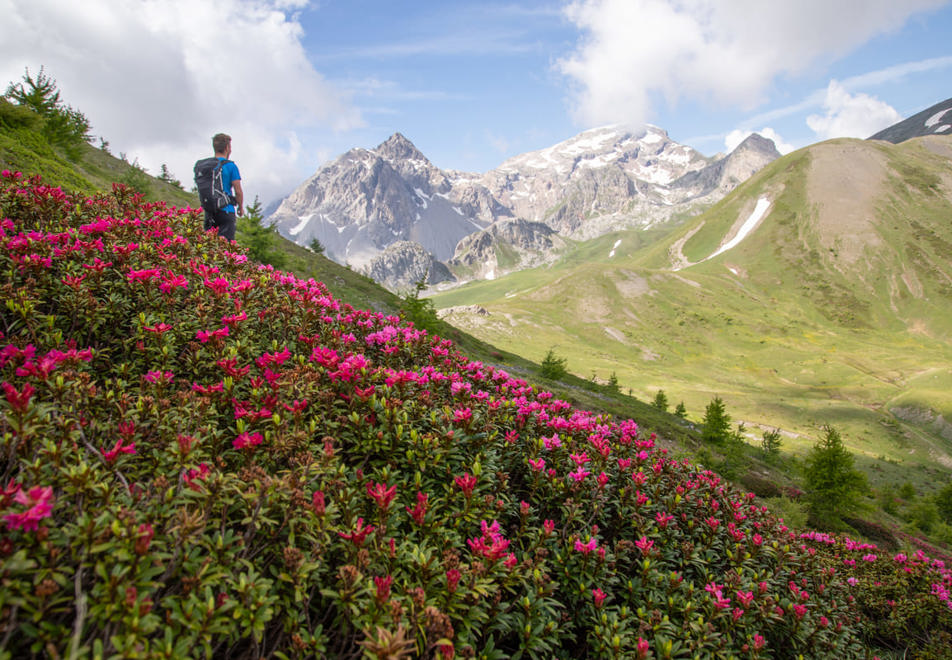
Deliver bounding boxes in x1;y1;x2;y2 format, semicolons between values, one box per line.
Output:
434;137;952;498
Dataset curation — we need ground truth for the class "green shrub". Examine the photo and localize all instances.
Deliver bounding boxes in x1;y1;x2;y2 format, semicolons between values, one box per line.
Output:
0;172;949;658
739;473;782;499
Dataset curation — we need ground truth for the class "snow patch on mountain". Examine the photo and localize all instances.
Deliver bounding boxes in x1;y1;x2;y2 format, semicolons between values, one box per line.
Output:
708;197;771;261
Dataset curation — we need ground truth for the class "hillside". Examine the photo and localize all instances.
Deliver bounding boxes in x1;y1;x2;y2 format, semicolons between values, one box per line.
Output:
2;170;951;658
435;136;952;500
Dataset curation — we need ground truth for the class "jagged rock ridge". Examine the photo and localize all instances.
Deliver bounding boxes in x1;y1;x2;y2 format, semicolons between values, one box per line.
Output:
267;126;780;290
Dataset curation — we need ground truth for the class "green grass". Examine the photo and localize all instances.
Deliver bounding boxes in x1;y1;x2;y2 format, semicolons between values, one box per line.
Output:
433;137;952;507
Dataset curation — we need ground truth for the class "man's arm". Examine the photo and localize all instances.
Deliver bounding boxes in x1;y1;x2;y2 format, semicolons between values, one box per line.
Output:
232;180;244;216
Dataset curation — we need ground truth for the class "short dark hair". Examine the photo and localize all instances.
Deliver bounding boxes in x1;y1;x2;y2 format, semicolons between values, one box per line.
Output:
212;133;231;154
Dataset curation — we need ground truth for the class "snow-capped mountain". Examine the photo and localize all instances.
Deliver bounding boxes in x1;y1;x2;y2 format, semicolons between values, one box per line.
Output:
267;133;496;269
267;126;779;290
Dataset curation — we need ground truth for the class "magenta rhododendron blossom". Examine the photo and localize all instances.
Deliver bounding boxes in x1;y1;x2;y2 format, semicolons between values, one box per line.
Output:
454;472;478;498
2;381;34;413
575;537;597;555
233;432;263;450
592;588;607;608
3;485;54;531
366;481;397;511
467;520;511;561
338;518;375;547
103;438;136;463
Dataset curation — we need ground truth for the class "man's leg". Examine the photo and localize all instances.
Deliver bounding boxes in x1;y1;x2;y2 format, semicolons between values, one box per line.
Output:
216;211;237;242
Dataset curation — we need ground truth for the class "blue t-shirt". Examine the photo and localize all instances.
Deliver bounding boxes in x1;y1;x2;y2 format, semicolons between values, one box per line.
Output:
217;158;241;213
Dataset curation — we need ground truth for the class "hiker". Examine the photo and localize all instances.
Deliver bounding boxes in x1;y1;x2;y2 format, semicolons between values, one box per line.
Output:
194;133;243;241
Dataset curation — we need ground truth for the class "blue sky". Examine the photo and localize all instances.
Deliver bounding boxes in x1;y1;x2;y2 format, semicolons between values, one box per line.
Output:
2;0;951;204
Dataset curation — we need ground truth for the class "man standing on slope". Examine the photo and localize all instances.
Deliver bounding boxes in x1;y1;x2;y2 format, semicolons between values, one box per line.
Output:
201;133;243;241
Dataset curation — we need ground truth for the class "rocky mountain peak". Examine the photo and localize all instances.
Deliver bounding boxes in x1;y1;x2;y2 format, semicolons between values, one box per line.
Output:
377;132;428;164
732;133;781;158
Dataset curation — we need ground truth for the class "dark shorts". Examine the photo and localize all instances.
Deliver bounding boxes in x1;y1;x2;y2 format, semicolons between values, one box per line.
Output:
203;208;237;242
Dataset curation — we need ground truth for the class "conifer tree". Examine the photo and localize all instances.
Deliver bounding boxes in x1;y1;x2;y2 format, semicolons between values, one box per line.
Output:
674;401;687;418
652;389;669;412
701;396;732;444
540;348;567;380
5;67;90;158
804;426;868;526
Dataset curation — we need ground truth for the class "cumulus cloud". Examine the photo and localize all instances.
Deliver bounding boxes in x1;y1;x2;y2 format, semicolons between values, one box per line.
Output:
0;0;362;202
725;128;795;155
558;0;947;128
806;80;902;140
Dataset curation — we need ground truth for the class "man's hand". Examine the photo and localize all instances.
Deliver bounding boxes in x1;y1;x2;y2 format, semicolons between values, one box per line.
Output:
233;180;244;216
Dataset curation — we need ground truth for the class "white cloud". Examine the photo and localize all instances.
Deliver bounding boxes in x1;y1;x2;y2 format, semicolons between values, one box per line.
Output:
558;0;948;128
725;128;795;155
0;0;362;203
806;80;902;140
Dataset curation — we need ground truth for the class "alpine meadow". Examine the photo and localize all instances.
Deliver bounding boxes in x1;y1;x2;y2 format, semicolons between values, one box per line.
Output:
1;70;952;659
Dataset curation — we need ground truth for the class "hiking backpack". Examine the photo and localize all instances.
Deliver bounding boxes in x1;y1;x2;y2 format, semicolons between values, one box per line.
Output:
193;157;234;211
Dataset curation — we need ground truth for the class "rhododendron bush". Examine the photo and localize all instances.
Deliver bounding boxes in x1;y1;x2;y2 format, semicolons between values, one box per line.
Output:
0;171;950;658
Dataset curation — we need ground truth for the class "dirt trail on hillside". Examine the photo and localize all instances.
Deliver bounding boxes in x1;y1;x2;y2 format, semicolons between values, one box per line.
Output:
806;142;888;264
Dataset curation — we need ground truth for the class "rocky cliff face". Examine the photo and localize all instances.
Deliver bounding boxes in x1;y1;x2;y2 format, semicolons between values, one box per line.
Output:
449;218;568;281
363;241;456;293
267;126;779;290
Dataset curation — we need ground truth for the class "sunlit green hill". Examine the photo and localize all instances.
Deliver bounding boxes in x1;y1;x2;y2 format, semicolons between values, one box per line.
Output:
435;136;952;495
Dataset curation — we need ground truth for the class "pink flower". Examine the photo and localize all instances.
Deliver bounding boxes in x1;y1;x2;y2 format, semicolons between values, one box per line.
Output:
568;468;590;483
233;431;263;450
374;575;392;603
655;511;674;529
592;587;607;608
528;457;545;471
338;517;375;547
455;472;478;498
143;370;174;384
366;481;397;511
575;537;598;555
792;604;807;620
2;382;34;413
3;485;54;531
406;491;428;525
752;633;766;651
446;568;461;593
467;520;510;561
543;519;555;536
103;437;136;463
736;590;754;608
143;323;172;334
636;637;650;659
596;472;609;488
312;491;326;516
635;536;654;556
570;451;590;466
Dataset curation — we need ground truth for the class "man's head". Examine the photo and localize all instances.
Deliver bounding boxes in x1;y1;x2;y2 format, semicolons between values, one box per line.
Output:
212;133;232;156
